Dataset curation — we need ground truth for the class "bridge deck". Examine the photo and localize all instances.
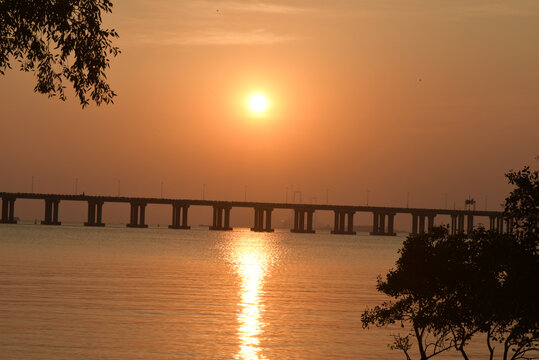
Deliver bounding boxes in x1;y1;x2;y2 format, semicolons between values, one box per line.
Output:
0;192;501;216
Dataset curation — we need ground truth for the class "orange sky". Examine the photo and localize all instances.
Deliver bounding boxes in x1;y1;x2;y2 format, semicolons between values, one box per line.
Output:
0;0;538;226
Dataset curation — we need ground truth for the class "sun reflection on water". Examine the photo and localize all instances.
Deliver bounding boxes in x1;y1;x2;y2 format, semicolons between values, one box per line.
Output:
229;233;277;360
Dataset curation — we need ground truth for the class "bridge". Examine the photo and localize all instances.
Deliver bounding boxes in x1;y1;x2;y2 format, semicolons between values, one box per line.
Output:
0;192;510;235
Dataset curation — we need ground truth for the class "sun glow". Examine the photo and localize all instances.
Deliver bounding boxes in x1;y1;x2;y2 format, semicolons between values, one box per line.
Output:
248;94;268;113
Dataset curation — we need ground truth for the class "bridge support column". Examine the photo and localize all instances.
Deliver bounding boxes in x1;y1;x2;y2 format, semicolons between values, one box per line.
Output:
84;201;105;226
371;212;396;236
502;217;512;234
450;214;458;235
1;197;17;224
411;214;418;234
169;203;190;229
127;202;148;228
489;216;496;231
427;214;436;233
307;210;313;232
251;207;274;232
372;212;379;234
466;214;474;234
418;215;425;234
266;208;272;232
387;214;395;235
372;212;381;235
495;215;503;233
411;213;435;235
348;212;356;234
331;210;356;235
291;208;315;233
41;199;61;225
505;217;513;234
457;214;465;233
210;205;232;231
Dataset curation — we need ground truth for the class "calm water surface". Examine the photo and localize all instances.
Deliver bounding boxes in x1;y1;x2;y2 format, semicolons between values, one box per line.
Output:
0;224;483;359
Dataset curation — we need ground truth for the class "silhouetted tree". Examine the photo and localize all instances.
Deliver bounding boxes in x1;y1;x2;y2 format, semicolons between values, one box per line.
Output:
469;229;538;360
362;165;539;359
0;0;119;107
504;165;539;254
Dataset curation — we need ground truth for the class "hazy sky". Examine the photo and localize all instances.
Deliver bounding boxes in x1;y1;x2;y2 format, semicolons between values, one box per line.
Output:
0;0;538;225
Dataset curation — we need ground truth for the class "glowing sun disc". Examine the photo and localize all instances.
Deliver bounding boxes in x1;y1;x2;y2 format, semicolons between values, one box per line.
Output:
248;94;268;113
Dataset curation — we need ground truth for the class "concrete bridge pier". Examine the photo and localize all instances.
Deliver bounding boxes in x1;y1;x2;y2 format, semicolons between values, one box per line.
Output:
251;207;274;232
1;197;17;224
450;214;457;235
371;212;396;236
489;215;496;231
291;208;315;233
495;215;504;233
427;214;435;233
504;217;513;234
331;210;356;235
209;205;232;231
411;214;424;234
419;215;425;234
450;214;466;234
127;202;148;228
41;199;61;225
169;203;190;229
412;214;419;235
449;214;468;234
466;214;474;234
499;215;514;234
458;214;465;233
489;215;512;234
84;201;105;226
411;214;425;234
411;213;435;235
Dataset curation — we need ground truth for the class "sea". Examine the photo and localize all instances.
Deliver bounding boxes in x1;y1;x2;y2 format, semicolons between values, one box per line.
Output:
0;224;489;359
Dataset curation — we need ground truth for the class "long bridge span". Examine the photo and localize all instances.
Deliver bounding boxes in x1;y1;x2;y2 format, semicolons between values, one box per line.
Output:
1;192;509;235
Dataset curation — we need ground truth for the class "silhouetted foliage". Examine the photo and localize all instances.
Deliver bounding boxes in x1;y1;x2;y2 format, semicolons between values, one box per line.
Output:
362;166;539;359
0;0;119;107
504;166;539;254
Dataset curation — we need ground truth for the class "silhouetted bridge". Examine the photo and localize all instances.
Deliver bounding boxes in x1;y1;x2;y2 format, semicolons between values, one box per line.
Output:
0;192;510;235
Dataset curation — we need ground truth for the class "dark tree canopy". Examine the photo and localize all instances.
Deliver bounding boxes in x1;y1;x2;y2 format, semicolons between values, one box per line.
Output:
504;166;539;254
0;0;120;107
362;165;539;360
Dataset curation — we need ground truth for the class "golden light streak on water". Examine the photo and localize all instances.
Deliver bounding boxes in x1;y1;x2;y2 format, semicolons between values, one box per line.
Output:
229;233;274;360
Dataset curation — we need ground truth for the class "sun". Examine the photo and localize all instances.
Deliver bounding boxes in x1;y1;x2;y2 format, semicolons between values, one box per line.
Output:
248;94;268;113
